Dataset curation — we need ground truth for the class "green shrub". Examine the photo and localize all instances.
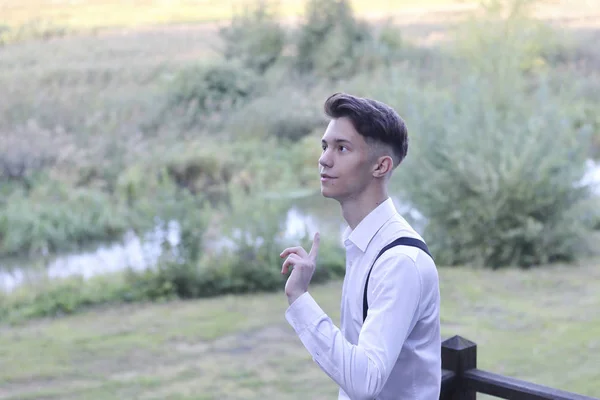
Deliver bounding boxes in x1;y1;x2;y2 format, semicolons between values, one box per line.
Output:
0;123;72;185
223;88;326;142
122;266;178;302
294;0;372;80
290;0;408;81
219;0;285;74
391;74;597;268
0;274;133;323
0;181;129;257
118;141;239;198
165;61;263;128
451;0;564;84
146;182;345;299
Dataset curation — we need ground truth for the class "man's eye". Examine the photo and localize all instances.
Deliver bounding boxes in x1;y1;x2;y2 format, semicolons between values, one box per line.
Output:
340;146;347;152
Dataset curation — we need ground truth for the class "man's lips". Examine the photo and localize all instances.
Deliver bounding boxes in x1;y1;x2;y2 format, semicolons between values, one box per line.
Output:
320;174;336;181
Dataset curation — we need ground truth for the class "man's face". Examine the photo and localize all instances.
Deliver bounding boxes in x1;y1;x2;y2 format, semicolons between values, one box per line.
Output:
318;117;375;201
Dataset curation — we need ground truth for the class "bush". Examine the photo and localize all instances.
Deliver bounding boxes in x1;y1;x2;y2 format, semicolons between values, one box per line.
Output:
164;147;236;195
294;0;372;80
451;0;565;84
165;61;263;128
0;181;129;257
0;122;73;184
391;74;597;268
223;88;326;142
0;273;138;323
219;0;286;74
140;182;345;299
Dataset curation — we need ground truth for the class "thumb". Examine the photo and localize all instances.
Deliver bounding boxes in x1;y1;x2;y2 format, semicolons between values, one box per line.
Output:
308;232;320;260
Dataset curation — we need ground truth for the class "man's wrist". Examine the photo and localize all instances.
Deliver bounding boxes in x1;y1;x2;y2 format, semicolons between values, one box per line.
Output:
287;290;306;306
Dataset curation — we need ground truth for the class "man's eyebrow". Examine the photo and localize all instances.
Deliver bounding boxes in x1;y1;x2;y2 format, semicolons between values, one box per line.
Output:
321;138;352;145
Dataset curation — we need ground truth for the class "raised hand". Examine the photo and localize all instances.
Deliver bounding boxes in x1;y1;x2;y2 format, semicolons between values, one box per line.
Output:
280;232;320;305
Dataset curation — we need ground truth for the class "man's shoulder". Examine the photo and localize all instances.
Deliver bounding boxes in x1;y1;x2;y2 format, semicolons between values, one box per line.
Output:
377;213;424;247
382;211;420;235
372;215;436;271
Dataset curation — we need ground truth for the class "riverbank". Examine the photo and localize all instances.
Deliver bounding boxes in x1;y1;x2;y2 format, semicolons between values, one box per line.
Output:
1;260;599;399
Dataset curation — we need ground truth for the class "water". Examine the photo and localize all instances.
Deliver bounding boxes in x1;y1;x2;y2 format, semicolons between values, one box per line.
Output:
0;195;346;293
581;159;600;195
0;222;181;293
1;159;599;293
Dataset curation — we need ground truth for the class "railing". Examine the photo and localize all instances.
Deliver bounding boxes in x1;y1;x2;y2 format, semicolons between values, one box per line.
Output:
440;335;599;400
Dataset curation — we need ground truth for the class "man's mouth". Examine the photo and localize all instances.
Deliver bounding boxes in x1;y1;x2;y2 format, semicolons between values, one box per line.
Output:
320;174;336;182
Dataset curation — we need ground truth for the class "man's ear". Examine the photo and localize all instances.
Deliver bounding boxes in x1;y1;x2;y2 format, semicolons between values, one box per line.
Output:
373;155;394;178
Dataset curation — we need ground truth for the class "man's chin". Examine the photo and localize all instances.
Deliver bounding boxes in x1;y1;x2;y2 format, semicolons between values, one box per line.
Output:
320;187;337;200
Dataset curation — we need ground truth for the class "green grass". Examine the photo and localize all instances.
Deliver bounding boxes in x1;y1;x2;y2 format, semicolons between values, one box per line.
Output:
1;0;465;29
1;260;599;399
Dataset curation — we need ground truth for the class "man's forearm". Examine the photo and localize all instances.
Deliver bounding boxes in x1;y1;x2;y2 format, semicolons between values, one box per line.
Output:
285;292;394;400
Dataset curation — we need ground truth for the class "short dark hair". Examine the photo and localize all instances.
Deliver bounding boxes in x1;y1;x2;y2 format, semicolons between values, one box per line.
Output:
323;92;408;167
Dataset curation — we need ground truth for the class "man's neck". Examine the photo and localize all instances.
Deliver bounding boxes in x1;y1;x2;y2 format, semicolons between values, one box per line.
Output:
340;187;389;230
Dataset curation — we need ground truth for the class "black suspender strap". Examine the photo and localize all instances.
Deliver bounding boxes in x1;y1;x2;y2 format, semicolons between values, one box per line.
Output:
362;237;433;323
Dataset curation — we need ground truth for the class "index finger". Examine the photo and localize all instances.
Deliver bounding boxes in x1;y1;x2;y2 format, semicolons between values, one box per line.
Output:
308;232;320;261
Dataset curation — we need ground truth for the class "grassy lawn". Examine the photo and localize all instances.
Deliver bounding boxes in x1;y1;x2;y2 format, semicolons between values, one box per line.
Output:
1;260;599;400
1;0;467;29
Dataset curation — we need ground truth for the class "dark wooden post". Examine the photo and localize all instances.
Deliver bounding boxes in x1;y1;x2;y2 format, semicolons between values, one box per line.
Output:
441;335;477;400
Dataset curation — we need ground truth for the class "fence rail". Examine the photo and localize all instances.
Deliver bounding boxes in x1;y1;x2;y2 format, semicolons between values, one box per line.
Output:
440;335;598;400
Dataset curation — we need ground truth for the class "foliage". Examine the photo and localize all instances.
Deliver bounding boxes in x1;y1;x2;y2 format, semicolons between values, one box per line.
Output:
223;86;326;142
219;0;286;74
0;185;345;322
0;122;73;185
389;73;597;268
0;181;129;257
165;60;263;128
294;0;372;80
451;0;566;104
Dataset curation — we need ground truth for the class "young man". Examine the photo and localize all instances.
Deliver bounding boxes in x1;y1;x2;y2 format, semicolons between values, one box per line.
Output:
280;93;441;400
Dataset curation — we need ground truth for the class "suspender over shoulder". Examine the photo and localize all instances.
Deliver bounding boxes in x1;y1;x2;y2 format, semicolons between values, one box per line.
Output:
362;237;433;323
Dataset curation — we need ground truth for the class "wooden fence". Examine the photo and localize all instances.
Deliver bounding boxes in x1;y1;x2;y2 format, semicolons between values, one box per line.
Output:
440;335;599;400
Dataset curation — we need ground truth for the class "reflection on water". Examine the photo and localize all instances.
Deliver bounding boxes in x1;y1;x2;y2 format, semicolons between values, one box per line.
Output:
582;159;600;195
0;221;181;293
1;158;599;294
0;196;346;293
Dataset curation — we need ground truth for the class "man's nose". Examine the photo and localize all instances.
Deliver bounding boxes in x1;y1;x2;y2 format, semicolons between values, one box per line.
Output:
319;149;333;168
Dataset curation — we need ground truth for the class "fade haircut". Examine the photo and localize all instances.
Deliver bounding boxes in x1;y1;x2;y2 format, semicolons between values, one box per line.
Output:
323;92;408;168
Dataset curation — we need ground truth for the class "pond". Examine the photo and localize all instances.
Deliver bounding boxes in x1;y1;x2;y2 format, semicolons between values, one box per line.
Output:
1;159;599;294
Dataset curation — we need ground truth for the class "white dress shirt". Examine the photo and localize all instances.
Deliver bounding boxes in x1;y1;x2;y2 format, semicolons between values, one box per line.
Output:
285;197;441;400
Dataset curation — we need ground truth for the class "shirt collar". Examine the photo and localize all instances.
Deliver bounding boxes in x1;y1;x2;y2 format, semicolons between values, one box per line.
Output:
342;197;397;253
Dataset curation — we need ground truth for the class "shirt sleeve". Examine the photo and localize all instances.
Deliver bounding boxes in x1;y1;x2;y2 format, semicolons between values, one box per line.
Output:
284;253;422;400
